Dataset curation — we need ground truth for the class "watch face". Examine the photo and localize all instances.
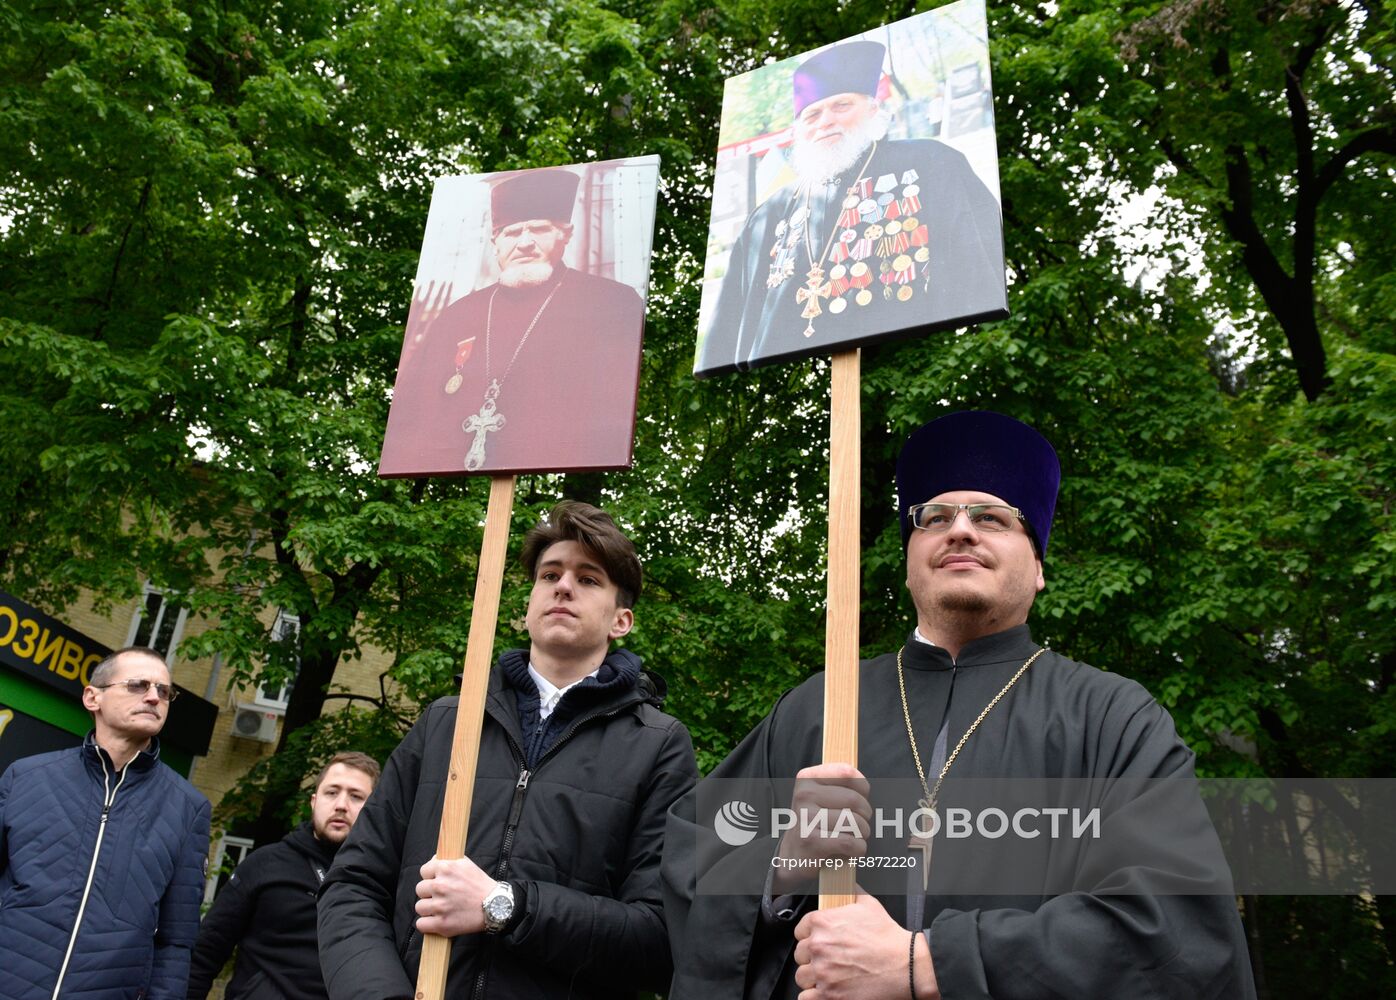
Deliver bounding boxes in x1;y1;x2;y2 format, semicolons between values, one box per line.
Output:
485;894;513;922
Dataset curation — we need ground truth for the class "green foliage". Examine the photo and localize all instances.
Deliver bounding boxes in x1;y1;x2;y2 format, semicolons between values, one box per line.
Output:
2;0;1393;983
212;700;410;832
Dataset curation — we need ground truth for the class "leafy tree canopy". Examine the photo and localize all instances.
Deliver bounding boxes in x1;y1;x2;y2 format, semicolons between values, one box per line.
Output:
2;0;1392;987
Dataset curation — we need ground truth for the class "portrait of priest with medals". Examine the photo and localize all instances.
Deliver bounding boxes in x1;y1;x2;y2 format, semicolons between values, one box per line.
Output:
694;3;1008;378
380;159;657;477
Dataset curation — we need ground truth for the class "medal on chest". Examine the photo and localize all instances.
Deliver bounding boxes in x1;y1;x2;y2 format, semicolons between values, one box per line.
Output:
782;145;880;339
776;153;939;337
766;210;805;290
443;338;476;394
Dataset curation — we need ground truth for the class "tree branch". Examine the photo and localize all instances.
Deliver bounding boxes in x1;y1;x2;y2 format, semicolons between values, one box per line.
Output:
1155;132;1208;186
321;691;387;709
1284;66;1317;291
1211;81;1328;397
1315;122;1396;202
94;177;153;342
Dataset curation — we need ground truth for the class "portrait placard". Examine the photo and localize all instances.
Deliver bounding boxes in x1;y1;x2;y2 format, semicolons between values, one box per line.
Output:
380;155;660;476
693;0;1006;377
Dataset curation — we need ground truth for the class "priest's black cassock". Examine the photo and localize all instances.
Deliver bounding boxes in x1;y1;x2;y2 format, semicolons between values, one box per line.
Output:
663;625;1257;999
697;139;1007;377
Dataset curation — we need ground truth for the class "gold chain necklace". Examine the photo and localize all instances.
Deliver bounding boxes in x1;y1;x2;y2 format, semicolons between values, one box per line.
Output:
461;278;564;472
897;644;1045;887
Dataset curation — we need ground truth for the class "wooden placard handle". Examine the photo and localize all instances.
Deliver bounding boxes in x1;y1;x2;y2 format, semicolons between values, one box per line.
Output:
414;474;516;1000
820;349;859;907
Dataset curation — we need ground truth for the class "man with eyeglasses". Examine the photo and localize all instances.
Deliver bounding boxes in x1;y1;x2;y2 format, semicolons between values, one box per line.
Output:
664;410;1256;999
0;646;210;1000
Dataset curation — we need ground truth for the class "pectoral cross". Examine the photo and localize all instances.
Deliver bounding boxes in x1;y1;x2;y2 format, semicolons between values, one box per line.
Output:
463;381;507;472
797;264;832;338
908;798;934;892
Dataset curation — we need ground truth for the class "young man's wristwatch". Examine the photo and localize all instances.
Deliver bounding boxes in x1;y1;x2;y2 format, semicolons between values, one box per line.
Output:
481;881;515;933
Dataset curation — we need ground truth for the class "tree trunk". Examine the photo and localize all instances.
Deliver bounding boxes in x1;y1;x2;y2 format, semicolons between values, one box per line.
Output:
248;567;382;847
247;642;342;848
560;471;605;508
1241;895;1269;1000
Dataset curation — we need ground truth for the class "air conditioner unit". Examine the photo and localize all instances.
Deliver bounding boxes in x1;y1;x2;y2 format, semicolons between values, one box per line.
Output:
232;705;279;744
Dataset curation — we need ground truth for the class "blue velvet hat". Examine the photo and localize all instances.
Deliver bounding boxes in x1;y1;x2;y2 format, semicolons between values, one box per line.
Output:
490;169;580;230
895;411;1061;555
792;40;885;117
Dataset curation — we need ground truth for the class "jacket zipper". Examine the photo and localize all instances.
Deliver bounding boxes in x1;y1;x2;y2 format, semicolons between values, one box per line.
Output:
469;730;530;1000
492;768;531;880
468;700;635;1000
489;699;632;878
51;749;130;1000
530;701;632;776
485;696;637;879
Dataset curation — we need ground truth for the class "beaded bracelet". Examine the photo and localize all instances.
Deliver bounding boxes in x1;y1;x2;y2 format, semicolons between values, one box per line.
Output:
908;929;917;998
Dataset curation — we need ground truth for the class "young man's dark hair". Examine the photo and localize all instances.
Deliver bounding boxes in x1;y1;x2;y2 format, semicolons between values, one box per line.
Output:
519;499;643;610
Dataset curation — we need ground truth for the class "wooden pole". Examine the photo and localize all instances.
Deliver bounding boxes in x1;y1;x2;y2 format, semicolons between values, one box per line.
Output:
819;349;859;907
414;474;516;1000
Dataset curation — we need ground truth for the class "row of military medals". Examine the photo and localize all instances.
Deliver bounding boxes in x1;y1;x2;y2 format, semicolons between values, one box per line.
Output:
768;169;931;338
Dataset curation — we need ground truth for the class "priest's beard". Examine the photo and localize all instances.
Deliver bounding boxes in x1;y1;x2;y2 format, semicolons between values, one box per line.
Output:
936;591;994;616
926;574;1039;639
499;259;556;288
789;110;891;186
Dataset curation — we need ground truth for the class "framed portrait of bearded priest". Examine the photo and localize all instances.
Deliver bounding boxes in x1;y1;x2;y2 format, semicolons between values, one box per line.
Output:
379;156;660;477
693;0;1007;378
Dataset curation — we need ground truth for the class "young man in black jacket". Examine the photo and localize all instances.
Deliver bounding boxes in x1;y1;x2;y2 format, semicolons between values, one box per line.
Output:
187;752;380;1000
318;501;698;1000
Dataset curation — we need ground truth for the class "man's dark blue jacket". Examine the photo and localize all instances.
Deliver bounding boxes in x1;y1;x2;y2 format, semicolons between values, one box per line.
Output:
0;734;211;1000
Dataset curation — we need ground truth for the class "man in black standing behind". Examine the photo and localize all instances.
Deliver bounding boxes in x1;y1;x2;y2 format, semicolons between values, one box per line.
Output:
187;751;380;1000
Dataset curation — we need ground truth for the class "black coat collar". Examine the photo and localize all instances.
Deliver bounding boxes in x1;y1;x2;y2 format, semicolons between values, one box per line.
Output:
899;623;1038;672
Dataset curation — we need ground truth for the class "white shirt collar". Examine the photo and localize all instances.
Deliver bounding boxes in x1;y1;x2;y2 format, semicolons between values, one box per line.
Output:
527;663;601;721
912;627;936;646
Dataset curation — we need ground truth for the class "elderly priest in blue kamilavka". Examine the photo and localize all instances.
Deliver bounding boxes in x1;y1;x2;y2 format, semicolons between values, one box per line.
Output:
698;40;1007;377
663;410;1257;999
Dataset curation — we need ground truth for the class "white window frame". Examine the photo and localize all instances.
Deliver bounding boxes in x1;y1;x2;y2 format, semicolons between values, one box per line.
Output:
124;583;189;664
203;834;254;905
253;609;300;712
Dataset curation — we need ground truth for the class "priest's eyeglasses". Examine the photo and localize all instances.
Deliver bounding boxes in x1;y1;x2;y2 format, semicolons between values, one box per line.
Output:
908;502;1027;533
93;678;179;702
